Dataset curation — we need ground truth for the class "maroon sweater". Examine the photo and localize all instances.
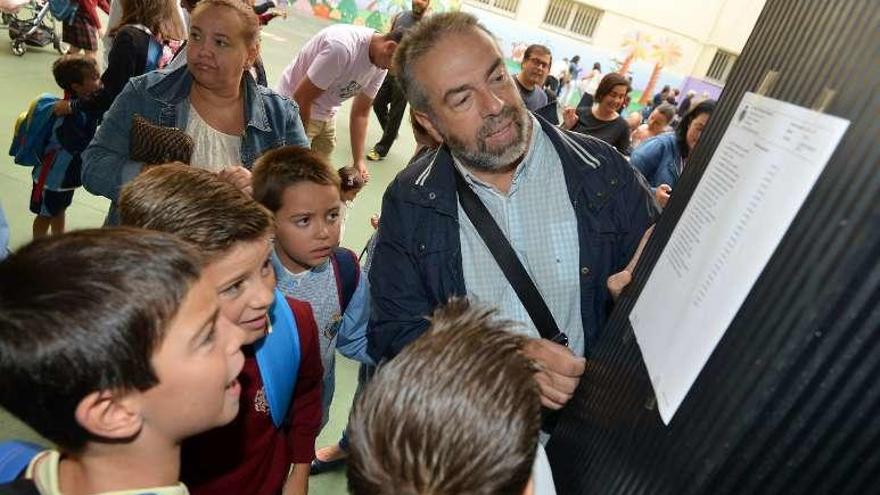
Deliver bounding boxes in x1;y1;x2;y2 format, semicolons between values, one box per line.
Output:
181;297;324;495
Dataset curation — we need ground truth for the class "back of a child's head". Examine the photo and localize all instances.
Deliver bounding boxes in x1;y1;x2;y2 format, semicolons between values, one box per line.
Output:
52;54;99;93
337;166;365;195
119;163;273;260
347;298;541;495
0;228;202;452
252;146;341;212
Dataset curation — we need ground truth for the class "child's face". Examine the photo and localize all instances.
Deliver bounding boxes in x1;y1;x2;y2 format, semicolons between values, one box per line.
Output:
138;274;246;441
203;234;276;345
71;72;102;98
274;182;342;274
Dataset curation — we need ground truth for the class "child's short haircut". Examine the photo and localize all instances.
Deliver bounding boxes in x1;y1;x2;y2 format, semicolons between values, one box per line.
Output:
252;146;341;212
52;54;99;92
347;298;541;495
119;163;274;259
338;166;365;194
0;228;203;452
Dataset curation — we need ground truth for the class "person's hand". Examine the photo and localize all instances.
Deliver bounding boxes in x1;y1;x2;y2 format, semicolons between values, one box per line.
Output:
562;107;578;130
606;225;655;301
369;214;379;230
281;463;308;495
522;338;586;409
52;100;72;116
354;159;370;183
655;184;672;208
218;165;253;196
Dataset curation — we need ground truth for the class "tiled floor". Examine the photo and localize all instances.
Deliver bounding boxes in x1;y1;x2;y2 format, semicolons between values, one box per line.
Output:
0;11;417;493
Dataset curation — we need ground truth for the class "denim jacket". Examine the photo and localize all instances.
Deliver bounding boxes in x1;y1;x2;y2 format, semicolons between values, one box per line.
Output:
367;116;659;362
630;133;682;189
82;64;309;223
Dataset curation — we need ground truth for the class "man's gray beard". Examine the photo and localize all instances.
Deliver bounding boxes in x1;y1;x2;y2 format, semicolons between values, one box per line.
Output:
441;104;531;173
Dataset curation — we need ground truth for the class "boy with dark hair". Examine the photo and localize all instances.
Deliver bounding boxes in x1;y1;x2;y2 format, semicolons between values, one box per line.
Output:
9;54;101;238
0;227;245;494
252;146;373;464
118;163;323;495
347;298;542;495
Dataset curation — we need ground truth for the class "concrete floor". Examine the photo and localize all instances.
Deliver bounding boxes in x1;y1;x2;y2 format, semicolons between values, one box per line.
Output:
0;10;417;493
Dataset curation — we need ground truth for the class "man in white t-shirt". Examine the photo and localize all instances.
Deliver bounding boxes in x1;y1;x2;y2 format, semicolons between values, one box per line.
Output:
276;25;402;180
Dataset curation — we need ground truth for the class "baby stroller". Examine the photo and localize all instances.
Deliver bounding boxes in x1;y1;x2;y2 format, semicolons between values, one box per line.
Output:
1;0;66;56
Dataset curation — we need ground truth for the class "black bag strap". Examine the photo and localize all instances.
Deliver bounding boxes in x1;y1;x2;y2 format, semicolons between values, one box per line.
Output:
453;166;568;347
0;479;40;495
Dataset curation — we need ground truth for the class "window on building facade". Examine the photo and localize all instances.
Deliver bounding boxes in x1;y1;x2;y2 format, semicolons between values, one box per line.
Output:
542;0;603;39
706;49;738;83
467;0;520;15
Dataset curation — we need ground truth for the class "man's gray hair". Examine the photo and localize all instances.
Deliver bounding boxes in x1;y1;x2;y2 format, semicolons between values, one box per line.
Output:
392;11;495;113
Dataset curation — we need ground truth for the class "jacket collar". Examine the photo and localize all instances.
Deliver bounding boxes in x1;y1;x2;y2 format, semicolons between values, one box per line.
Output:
406;145;459;217
145;64;271;133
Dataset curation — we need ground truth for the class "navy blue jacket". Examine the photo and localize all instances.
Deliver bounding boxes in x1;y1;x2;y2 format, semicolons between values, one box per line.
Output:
367;116;659;362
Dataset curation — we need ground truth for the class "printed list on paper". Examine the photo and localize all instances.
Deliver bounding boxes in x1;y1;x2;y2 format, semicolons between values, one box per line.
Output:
629;92;850;424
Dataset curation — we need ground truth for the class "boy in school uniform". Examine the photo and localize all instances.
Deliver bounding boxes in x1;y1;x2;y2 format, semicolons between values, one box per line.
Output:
0;228;246;495
9;55;101;238
252;146;373;446
118;164;323;495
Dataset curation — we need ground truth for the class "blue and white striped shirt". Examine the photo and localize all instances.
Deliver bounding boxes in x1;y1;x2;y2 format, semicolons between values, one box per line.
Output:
457;115;585;356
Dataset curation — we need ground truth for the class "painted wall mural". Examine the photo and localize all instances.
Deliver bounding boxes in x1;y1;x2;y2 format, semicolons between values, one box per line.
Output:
460;4;688;112
289;0;460;31
289;1;715;111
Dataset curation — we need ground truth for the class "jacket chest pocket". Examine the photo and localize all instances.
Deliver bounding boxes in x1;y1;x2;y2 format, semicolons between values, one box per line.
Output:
413;231;461;300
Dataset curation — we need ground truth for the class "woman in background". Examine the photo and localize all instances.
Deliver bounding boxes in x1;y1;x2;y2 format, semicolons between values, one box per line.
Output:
55;0;186;120
631;102;676;149
562;72;632;155
82;0;308;223
630;99;716;208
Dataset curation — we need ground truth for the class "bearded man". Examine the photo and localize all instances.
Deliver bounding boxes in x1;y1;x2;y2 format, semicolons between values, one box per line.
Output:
368;12;658;420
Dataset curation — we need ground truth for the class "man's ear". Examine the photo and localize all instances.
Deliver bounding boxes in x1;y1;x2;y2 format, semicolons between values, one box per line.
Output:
385;41;399;69
75;390;143;441
412;109;444;144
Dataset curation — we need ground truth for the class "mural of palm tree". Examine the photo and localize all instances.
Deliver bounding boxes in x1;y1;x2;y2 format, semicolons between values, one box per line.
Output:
618;31;651;76
639;37;683;105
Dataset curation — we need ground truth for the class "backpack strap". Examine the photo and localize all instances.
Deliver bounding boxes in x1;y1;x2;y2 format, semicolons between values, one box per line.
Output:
145;37;162;71
0;441;42;484
330;247;360;314
255;288;301;428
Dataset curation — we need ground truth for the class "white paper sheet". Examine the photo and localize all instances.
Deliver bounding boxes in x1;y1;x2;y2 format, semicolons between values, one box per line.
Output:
629;92;850;424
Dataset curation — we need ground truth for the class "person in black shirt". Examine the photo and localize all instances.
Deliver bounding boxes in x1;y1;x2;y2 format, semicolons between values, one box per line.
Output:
562;72;632;155
677;89;696;117
366;0;431;161
513;44;558;124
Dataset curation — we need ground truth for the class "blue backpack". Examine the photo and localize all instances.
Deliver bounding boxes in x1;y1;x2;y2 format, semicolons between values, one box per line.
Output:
255;248;359;428
47;0;78;23
0;440;43;483
9;94;59;169
331;247;360;312
256;288;302;429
